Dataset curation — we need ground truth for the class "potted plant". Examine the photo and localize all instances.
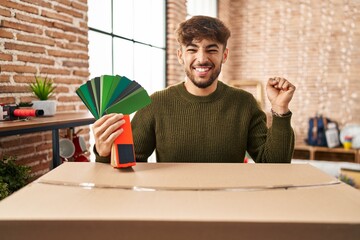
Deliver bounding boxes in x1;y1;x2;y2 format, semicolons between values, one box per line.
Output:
30;76;57;116
0;156;31;201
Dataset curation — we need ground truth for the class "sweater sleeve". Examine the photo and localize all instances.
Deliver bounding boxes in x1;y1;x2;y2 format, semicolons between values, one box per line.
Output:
94;145;110;163
246;101;294;163
131;105;156;162
264;114;295;163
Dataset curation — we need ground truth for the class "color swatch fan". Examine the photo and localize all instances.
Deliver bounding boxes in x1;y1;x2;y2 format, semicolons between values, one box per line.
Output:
76;75;151;168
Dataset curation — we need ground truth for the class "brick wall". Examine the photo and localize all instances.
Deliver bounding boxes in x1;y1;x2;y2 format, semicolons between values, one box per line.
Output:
166;0;187;86
0;0;89;179
218;0;360;145
167;0;360;146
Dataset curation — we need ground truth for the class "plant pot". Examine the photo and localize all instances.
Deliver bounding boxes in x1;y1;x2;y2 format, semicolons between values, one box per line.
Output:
31;100;57;116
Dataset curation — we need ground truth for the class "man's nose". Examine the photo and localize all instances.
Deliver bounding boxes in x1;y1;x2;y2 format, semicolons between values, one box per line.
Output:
196;50;208;63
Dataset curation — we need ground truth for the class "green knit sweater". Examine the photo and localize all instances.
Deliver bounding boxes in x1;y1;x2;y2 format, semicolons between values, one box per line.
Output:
96;81;294;163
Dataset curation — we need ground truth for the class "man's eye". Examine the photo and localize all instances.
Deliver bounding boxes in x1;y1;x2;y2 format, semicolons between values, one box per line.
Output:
208;49;218;53
187;49;196;52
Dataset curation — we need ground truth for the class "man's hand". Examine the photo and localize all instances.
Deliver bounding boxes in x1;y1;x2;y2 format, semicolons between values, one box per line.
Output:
92;113;125;157
266;77;296;114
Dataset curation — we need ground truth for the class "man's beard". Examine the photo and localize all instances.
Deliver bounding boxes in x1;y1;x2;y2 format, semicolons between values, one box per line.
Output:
185;64;222;89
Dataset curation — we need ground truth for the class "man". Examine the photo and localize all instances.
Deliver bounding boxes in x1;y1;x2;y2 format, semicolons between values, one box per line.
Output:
93;15;296;163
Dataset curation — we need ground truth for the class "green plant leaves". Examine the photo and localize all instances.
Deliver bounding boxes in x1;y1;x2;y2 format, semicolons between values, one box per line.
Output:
0;156;31;200
30;76;56;100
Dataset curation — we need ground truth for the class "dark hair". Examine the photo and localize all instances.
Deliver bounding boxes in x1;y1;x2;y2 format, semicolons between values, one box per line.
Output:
175;15;231;48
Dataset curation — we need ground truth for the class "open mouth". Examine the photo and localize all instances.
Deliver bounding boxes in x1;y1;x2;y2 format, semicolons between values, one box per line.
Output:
193;66;212;77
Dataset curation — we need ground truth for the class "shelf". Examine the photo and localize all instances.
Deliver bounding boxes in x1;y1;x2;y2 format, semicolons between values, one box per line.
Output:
293;145;360;163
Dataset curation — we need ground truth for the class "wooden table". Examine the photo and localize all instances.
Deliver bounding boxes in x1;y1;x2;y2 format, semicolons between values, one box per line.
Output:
0;112;95;168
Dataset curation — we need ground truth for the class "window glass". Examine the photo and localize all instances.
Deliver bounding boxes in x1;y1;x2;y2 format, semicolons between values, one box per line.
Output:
113;0;134;39
133;0;165;48
134;43;152;92
88;0;112;33
187;0;217;17
113;38;134;80
88;0;166;92
134;43;165;95
150;0;165;48
133;0;152;44
150;47;166;92
88;31;112;79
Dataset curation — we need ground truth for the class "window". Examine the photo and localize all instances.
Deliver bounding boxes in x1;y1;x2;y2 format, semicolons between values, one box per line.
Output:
88;0;166;95
187;0;217;18
88;0;166;162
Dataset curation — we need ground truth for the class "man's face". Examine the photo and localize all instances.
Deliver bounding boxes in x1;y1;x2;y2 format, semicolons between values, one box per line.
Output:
177;39;228;89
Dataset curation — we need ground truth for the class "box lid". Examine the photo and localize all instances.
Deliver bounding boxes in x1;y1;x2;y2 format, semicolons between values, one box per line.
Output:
37;162;338;190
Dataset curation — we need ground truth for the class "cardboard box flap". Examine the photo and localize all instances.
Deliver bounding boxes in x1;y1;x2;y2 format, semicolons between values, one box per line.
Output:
38;162;338;190
1;180;360;224
1;162;359;240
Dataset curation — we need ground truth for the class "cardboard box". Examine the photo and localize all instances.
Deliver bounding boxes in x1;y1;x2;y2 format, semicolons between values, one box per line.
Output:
0;162;359;240
340;167;360;189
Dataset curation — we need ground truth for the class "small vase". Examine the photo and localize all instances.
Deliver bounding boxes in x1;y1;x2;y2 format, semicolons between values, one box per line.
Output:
31;100;57;116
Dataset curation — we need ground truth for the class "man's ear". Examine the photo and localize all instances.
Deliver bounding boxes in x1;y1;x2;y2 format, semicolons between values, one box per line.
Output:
222;48;229;64
177;48;184;65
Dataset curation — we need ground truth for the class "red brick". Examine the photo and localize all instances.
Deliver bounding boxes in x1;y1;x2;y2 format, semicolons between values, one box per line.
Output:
0;8;11;17
4;42;46;53
1;85;31;93
58;96;81;102
41;9;73;23
0;75;10;83
53;5;83;19
77;53;89;60
17;55;55;65
17;34;55;46
47;49;78;58
0;53;12;61
62;60;88;68
39;67;71;75
30;161;51;175
0;135;43;148
79;105;88;111
0;97;15;104
77;36;89;45
57;0;72;6
73;70;89;77
0;29;14;39
13;75;35;83
71;1;88;11
79;21;87;30
54;77;83;85
57;105;76;112
36;142;52;151
19;96;35;103
0;64;37;74
53;21;86;35
45;30;77;42
3;146;36;157
44;132;52;141
0;0;38;14
15;13;53;28
1;20;43;34
17;158;40;167
21;0;52;8
56;42;88;51
54;86;69;94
